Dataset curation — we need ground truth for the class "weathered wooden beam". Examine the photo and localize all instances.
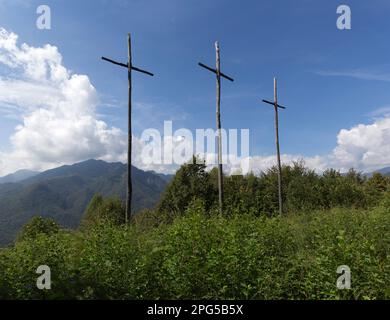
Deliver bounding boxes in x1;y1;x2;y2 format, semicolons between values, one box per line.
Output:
274;77;283;216
198;62;234;82
260;79;286;216
262;99;286;109
102;57;154;76
198;42;234;216
131;66;154;77
215;41;223;216
101;34;154;223
126;33;132;223
102;56;127;68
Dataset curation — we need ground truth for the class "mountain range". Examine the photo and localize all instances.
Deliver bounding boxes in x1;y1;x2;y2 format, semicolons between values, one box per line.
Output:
0;160;171;246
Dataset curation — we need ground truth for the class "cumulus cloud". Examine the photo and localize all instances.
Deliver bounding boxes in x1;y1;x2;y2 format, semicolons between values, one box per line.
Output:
244;118;390;175
329;118;390;172
0;28;127;175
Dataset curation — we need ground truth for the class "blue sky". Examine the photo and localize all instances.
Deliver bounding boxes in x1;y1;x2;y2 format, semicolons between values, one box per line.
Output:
1;0;390;175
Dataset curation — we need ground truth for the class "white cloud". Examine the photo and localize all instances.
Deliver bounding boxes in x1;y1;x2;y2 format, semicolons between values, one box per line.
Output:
329;118;390;172
0;28;128;175
244;118;390;174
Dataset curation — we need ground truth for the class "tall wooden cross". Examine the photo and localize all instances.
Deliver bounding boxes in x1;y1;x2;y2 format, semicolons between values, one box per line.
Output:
262;77;286;216
198;41;234;215
102;33;154;223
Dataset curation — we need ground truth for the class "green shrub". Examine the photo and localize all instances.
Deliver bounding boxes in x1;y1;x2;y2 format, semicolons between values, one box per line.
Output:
81;194;125;230
16;216;60;243
157;157;216;218
1;206;388;300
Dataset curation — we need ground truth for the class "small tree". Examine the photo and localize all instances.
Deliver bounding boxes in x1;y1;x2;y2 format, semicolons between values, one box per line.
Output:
365;173;390;207
319;168;366;209
17;216;60;243
285;162;321;212
158;156;215;217
81;194;125;229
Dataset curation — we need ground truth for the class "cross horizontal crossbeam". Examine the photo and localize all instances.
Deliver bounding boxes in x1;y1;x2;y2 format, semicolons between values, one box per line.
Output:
198;62;234;82
262;99;286;109
101;56;154;76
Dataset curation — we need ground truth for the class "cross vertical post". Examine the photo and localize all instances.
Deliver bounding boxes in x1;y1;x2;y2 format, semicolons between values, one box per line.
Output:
127;34;132;224
215;42;223;215
198;41;234;215
274;78;283;216
262;77;286;216
102;34;154;223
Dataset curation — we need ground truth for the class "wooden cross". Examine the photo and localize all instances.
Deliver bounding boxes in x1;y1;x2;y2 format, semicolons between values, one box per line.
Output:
198;41;234;215
262;77;286;216
102;33;154;223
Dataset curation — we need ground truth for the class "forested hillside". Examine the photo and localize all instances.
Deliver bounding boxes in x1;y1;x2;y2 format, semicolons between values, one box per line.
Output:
0;160;170;245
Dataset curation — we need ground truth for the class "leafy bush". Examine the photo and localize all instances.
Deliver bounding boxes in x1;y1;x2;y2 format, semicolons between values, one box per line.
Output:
158;157;216;217
81;194;125;230
16;216;60;243
0;231;79;299
0;206;388;300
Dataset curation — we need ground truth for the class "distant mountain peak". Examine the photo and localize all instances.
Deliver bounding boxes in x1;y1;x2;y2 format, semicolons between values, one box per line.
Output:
0;169;39;184
365;166;390;177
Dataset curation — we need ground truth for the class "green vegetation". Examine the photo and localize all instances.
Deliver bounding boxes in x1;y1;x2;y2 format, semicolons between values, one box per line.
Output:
16;216;60;243
0;206;389;299
158;160;390;217
0;161;389;300
81;194;125;230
